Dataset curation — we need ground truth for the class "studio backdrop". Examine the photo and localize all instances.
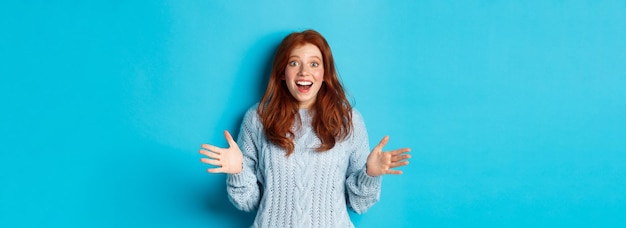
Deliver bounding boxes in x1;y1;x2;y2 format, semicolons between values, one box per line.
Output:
1;1;625;227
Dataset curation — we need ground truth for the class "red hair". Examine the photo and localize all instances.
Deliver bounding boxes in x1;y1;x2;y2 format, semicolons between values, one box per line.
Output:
258;30;352;156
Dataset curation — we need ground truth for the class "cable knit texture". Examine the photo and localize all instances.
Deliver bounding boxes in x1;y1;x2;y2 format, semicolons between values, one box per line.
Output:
227;104;381;228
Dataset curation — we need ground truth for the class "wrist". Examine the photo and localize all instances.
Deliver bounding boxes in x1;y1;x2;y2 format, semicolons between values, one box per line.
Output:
365;165;380;177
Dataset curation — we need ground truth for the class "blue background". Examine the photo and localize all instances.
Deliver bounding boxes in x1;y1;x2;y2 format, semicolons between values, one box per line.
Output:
1;1;625;227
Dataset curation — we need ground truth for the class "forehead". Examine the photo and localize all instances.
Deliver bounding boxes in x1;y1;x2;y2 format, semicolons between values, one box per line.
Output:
289;43;322;57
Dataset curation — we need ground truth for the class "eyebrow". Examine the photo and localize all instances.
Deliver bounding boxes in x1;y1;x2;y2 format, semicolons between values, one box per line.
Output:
288;55;322;60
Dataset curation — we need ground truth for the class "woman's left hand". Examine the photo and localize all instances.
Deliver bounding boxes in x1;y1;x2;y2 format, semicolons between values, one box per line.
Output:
366;136;411;176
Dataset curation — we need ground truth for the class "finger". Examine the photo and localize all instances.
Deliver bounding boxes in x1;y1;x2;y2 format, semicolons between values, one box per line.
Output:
207;167;224;173
224;130;237;147
391;154;411;162
200;150;221;160
385;169;403;175
200;158;221;166
200;144;214;150
199;149;220;157
389;161;409;168
373;136;389;152
388;148;411;156
201;144;224;154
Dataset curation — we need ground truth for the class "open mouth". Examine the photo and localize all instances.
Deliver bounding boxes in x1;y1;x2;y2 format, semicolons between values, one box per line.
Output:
296;80;313;92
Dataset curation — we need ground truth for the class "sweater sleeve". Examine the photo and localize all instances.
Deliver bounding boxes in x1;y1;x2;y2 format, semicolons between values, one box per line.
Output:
345;109;382;214
226;107;262;212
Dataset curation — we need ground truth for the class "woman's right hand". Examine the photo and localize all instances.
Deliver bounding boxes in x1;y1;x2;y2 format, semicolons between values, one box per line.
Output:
199;130;243;174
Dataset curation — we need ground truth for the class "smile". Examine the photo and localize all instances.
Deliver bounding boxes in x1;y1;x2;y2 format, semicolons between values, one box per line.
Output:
296;80;313;92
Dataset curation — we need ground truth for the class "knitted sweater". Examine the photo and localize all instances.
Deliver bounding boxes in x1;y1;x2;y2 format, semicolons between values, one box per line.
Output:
227;104;382;228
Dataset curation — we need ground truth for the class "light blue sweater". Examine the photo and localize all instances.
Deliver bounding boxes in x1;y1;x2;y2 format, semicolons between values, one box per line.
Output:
227;104;382;228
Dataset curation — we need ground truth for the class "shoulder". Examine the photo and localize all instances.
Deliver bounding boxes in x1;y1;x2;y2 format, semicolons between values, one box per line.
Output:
242;103;262;126
245;103;260;117
350;107;368;135
351;107;365;124
347;107;369;145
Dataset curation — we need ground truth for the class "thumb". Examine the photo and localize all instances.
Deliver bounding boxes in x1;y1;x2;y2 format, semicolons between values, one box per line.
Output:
373;135;389;152
224;130;236;147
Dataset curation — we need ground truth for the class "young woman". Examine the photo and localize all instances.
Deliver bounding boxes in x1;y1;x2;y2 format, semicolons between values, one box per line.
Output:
200;30;411;227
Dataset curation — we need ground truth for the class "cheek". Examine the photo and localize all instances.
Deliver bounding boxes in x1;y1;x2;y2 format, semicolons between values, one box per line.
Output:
315;69;324;81
283;68;295;80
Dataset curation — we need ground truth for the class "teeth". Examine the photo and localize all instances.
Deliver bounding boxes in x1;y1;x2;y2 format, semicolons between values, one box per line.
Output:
296;81;313;86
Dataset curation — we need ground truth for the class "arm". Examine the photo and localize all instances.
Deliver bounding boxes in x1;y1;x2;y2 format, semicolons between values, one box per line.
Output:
345;110;412;214
345;111;382;214
226;109;262;212
199;108;262;212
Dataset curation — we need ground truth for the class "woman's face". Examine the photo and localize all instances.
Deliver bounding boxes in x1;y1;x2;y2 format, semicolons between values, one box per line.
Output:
283;43;324;109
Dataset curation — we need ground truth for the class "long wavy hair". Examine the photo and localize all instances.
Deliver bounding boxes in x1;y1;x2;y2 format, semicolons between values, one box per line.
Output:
258;30;352;156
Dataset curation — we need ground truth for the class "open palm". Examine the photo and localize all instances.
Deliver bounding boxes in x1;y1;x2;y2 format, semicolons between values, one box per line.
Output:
366;136;411;177
199;130;243;174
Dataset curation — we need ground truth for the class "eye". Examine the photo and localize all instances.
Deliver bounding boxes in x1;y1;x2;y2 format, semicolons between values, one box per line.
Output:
288;61;299;67
311;62;319;67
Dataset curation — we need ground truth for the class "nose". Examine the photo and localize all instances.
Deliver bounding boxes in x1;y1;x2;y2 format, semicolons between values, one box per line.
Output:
297;64;309;76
